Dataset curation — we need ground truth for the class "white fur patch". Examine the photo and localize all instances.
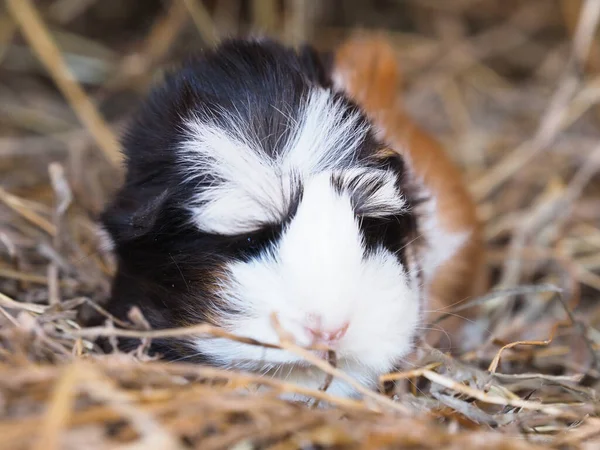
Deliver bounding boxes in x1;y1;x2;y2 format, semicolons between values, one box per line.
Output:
191;172;420;396
332;167;407;217
178;88;404;235
414;194;470;292
96;225;115;252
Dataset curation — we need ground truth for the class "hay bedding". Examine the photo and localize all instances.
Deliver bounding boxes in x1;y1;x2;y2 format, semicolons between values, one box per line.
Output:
1;0;600;448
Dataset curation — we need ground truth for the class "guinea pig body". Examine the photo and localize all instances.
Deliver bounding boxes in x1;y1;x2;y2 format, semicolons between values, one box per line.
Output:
100;36;486;399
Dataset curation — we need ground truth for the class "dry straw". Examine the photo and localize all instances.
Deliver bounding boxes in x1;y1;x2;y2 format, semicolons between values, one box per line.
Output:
2;0;600;449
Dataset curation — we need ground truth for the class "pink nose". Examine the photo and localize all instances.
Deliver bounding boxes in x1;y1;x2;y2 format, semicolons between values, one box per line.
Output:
305;321;350;345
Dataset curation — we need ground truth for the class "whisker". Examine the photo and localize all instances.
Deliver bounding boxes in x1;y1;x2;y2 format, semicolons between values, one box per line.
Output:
167;352;205;363
398;232;424;253
170;253;191;292
415;325;453;348
421;311;478;326
424;293;478;313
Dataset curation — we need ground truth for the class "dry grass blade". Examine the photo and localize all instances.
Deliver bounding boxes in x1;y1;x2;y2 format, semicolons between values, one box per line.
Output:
379;363;442;383
422;370;569;417
430;284;562;325
0;268;75;286
78;363;185;450
5;0;122;168
73;322;283;351
571;0;600;67
33;363;80;450
488;338;554;374
472;0;600;201
106;1;190;90
0;14;16;64
0;291;46;314
268;313;412;414
275;336;411;415
252;0;278;34
182;0;219;46
0;187;56;236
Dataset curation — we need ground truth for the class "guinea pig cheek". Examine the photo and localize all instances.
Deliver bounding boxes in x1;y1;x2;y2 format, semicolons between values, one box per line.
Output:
342;249;421;372
204;255;313;365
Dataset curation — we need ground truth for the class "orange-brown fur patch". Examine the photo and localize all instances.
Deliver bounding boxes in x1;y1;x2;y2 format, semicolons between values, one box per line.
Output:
333;34;489;347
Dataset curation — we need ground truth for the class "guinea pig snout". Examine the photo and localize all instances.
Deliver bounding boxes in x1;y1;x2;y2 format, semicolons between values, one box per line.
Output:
303;316;350;347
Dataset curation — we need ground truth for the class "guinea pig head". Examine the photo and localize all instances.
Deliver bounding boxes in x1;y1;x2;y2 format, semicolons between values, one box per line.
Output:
101;39;427;379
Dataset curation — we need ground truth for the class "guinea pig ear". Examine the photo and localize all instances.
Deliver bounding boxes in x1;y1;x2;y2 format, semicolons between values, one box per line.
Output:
100;187;171;245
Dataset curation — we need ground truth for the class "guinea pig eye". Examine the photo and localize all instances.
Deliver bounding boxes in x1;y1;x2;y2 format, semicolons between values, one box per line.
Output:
233;226;281;258
236;235;264;257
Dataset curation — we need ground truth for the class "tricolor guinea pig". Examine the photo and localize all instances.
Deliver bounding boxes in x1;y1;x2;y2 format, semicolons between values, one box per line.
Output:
100;35;487;398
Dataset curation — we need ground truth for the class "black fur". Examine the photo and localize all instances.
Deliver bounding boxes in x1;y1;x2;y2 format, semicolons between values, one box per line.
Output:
100;38;422;360
330;153;425;268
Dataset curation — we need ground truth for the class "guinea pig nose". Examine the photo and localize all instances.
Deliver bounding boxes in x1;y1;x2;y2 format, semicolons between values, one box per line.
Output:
305;321;350;345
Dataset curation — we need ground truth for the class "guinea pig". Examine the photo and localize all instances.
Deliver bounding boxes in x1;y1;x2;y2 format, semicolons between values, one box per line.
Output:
99;35;488;399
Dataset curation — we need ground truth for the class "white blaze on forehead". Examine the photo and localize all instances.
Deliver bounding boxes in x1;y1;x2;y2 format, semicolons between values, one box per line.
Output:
178;88;405;235
277;173;365;294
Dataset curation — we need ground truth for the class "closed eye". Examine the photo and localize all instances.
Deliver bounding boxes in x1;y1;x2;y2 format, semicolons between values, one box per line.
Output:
231;224;283;259
358;213;418;262
330;168;407;218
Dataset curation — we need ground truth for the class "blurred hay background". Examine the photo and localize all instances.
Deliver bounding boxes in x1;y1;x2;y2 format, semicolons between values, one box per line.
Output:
1;0;600;449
